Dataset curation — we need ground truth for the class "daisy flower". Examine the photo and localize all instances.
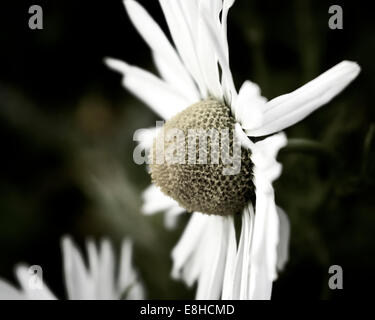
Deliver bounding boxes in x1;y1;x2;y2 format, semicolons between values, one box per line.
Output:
105;0;360;299
0;236;144;300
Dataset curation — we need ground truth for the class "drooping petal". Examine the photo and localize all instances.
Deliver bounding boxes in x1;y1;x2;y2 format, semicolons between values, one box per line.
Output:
221;216;237;299
105;58;190;120
248;185;278;300
171;212;210;286
248;133;287;299
195;216;231;299
123;0;199;102
230;203;255;299
246;61;361;137
171;212;233;299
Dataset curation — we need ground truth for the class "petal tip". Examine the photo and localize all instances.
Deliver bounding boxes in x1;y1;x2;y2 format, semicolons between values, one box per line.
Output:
104;57;129;74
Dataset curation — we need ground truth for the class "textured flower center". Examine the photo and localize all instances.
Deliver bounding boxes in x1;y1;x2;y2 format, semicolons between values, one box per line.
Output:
150;99;255;216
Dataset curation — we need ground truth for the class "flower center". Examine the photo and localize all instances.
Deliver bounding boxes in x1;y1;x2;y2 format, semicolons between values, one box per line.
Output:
150;99;255;216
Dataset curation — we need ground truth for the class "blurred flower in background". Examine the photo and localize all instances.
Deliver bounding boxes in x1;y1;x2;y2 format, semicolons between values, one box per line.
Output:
106;0;359;300
0;236;144;300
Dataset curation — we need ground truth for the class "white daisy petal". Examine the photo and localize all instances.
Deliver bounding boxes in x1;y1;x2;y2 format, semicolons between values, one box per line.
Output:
246;133;287;299
221;0;235;61
152;53;199;104
199;5;237;104
123;0;199;101
164;206;185;229
196;2;223;100
246;61;361;137
86;239;101;298
159;0;207;95
234;81;267;129
205;0;223;18
276;207;290;271
105;58;189;120
62;236;92;300
96;240;116;299
142;184;185;223
127;283;146;300
221;216;237;300
117;238;145;300
195;216;230;300
249;186;278;299
231;203;255;300
171;212;210;286
118;239;135;292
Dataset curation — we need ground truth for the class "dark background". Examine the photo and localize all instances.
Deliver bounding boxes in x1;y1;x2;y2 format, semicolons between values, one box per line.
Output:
0;0;374;299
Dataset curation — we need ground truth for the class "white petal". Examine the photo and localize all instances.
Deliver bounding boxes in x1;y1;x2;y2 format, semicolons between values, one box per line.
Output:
164;206;185;229
221;0;235;61
96;239;116;299
196;2;223;100
62;236;92;300
126;282;146;300
195;216;230;299
105;58;189;119
123;0;199;101
246;61;361;137
220;0;236;101
221;216;237;299
199;5;237;104
86;239;100;298
171;212;210;286
231;203;255;299
246;134;287;300
0;279;24;300
159;0;207;95
276;207;290;271
152;53;199;104
118;239;138;297
142;184;185;229
234;81;267;130
248;185;278;299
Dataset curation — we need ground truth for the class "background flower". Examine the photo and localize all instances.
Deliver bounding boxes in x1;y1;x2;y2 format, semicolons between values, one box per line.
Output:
0;236;144;300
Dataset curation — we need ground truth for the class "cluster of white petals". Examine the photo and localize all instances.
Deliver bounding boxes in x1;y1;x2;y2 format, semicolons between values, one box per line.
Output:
0;237;144;300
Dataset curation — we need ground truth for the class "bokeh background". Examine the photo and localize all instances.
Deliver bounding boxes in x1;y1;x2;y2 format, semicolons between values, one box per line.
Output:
0;0;374;299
